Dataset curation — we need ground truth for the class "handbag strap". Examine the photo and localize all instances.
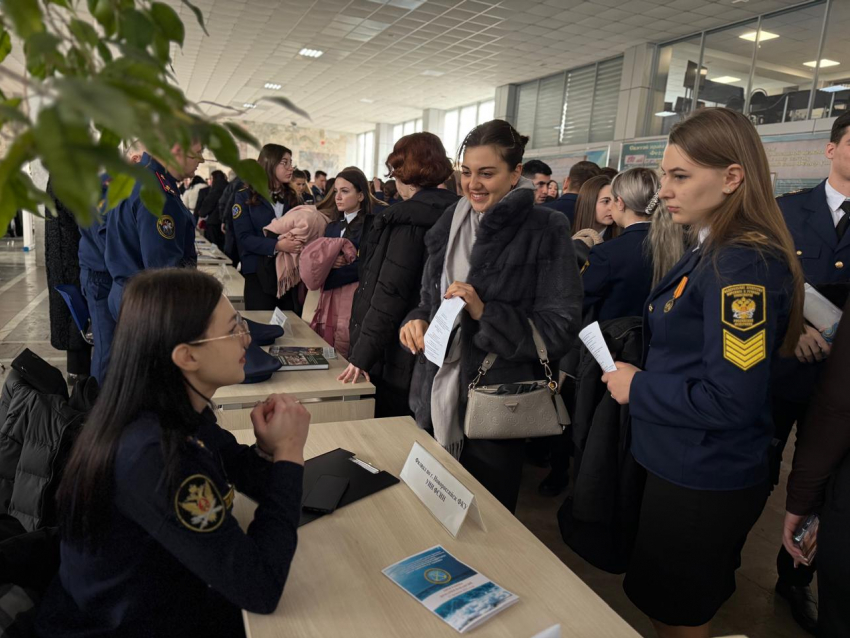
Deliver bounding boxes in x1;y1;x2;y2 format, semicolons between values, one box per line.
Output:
469;319;558;392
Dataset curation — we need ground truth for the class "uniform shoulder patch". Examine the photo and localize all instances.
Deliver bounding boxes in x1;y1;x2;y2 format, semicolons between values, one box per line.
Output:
175;474;225;532
157;214;176;239
777;188;813;198
723;329;766;371
721;284;765;332
232;204;243;219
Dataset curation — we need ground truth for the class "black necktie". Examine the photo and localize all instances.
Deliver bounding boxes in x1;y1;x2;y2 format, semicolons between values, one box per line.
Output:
837;201;850;240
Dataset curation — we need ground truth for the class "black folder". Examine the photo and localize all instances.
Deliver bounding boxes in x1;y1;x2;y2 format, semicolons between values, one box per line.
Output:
299;448;399;527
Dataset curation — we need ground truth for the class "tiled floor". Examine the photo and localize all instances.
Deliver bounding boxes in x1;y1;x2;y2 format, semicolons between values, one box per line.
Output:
0;251;812;638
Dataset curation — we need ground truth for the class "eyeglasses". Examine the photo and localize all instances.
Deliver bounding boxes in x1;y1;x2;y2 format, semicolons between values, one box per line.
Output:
188;313;252;346
278;159;294;168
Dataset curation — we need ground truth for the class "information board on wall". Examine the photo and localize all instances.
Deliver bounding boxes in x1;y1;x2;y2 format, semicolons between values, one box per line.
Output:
618;133;830;196
761;134;830;196
619;139;667;170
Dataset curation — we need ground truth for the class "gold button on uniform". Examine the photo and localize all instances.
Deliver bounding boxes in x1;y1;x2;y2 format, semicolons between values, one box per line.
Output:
796;250;803;256
648;304;654;313
836;261;845;269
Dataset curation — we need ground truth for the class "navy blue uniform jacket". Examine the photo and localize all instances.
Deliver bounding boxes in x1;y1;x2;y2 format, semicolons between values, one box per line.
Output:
324;216;365;290
78;175;111;273
630;245;793;490
545;193;577;227
773;180;850;401
582;222;653;321
36;409;303;637
231;189;289;275
104;154;196;319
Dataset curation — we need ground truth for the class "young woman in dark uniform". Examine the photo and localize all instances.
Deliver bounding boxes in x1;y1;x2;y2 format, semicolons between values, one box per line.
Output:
36;269;310;638
603;108;804;638
581;167;683;321
232;143;302;310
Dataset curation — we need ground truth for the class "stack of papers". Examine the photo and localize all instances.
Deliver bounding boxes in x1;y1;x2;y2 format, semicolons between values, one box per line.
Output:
383;546;518;633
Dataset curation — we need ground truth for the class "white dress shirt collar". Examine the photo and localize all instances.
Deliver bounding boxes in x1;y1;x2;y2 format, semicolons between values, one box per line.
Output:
825;179;850;227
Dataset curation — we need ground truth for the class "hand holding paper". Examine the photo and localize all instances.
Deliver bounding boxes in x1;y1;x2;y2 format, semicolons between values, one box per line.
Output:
424;297;466;367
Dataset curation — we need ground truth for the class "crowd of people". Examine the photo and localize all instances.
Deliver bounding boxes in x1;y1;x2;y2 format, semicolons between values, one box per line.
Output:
28;107;850;638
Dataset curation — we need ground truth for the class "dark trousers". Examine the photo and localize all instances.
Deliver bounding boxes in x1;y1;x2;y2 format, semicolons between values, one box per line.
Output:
460;437;525;513
81;268;116;384
819;453;850;637
772;395;817;586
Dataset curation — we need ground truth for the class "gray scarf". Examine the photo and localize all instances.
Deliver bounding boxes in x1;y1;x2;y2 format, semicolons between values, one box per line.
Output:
430;177;535;458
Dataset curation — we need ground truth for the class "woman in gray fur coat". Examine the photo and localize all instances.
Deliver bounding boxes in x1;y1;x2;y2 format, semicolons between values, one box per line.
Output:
400;120;583;512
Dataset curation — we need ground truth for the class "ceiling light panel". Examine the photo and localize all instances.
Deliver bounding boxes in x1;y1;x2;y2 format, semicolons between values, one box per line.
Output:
804;59;840;68
739;30;779;42
712;76;741;84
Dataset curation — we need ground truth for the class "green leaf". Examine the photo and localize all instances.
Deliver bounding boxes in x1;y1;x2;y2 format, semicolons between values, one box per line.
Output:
0;28;12;65
54;77;140;137
152;32;170;63
0;98;27;127
87;0;116;36
47;0;72;9
150;2;184;46
106;173;136;209
139;183;165;217
180;0;208;36
97;127;122;149
223;122;259;148
260;96;311;122
97;41;113;63
0;0;44;40
25;32;61;57
69;19;99;48
234;159;270;202
207;124;239;166
119;9;154;50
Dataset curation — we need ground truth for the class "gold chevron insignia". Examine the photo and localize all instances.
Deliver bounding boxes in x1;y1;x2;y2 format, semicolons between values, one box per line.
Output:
723;329;766;371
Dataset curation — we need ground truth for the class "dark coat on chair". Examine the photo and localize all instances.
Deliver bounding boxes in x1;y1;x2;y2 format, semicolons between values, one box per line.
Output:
348;188;460;417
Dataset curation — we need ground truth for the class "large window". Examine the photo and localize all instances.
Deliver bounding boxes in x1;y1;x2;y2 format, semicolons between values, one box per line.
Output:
391;118;423;147
356;131;375;178
512;58;624;148
442;99;495;158
648;1;833;135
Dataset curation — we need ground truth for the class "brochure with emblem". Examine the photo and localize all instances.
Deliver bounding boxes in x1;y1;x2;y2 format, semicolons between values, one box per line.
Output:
382;546;518;633
269;346;331;370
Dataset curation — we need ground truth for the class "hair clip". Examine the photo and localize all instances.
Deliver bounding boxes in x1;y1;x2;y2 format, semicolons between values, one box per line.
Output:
645;189;661;216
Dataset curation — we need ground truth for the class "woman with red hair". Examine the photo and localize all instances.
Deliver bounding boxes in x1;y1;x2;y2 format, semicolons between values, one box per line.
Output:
339;133;459;417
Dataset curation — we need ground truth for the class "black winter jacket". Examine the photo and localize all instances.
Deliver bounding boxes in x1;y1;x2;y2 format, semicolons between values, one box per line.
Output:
0;370;85;532
348;189;460;416
557;316;645;574
45;180;87;353
404;186;583;430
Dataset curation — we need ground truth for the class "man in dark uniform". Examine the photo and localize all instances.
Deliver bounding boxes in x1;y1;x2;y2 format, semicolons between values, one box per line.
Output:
105;142;203;322
772;111;850;634
546;161;601;227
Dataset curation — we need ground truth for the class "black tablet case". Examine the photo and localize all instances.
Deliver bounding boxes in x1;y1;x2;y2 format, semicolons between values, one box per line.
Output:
299;448;399;527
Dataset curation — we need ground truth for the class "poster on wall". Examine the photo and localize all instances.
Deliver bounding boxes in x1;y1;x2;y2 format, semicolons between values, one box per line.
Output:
619;139;667;171
761;134;830;196
299;151;341;176
544;148;610;186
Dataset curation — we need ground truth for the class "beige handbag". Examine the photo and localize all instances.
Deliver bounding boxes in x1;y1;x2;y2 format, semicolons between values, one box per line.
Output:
463;320;570;440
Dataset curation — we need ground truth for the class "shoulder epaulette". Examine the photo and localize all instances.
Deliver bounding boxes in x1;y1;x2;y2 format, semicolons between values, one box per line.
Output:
777;188;813;198
237;186;249;193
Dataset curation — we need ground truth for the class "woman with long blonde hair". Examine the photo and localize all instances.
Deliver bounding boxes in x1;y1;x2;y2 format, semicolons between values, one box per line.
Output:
603;108;804;638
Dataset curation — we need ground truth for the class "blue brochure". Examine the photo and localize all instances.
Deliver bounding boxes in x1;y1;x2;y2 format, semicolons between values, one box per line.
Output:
382;545;518;633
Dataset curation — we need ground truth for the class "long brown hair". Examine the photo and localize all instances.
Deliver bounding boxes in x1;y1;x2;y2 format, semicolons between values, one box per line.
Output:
328;166;386;223
611;167;683;286
573;175;620;239
668;108;804;352
58;269;224;548
248;143;300;207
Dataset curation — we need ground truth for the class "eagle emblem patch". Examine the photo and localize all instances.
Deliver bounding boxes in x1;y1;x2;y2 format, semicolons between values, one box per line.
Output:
157;215;176;240
721;284;765;332
175;474;225;532
232;204;242;220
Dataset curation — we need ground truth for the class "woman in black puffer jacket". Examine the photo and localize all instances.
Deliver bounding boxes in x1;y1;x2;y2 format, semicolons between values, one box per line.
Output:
340;133;458;417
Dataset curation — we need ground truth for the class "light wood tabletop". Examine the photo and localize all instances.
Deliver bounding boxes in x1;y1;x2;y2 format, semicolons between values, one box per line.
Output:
198;263;244;307
232;418;639;638
212;311;376;420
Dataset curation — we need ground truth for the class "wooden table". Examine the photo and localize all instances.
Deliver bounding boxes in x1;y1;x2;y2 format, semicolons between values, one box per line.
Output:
232;418;640;638
213;311;375;424
198;264;244;309
195;235;230;264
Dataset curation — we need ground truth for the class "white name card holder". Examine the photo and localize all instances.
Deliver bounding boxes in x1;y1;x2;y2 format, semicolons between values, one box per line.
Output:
270;307;287;329
400;441;485;538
